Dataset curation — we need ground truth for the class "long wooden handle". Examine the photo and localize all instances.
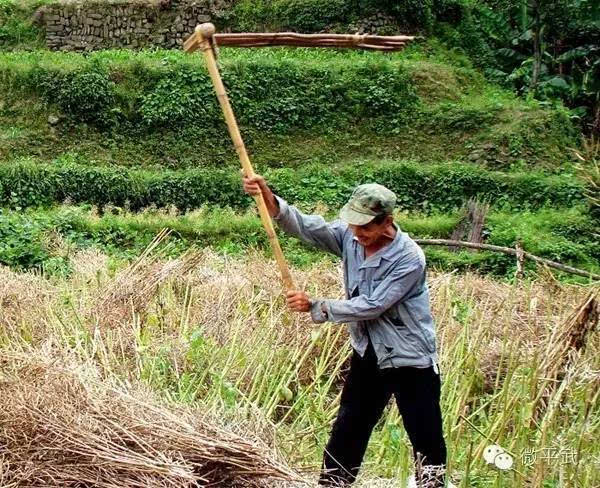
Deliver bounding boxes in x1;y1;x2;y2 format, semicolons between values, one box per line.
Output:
191;23;295;291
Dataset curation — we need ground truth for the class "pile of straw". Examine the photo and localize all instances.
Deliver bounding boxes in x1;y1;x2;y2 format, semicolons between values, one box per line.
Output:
533;291;599;418
0;352;301;487
90;229;205;328
0;265;55;332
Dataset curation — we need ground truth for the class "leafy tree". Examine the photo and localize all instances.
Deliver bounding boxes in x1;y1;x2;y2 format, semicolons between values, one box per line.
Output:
465;0;600;134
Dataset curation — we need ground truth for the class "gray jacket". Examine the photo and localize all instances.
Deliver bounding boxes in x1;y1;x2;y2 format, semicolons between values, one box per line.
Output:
274;196;438;369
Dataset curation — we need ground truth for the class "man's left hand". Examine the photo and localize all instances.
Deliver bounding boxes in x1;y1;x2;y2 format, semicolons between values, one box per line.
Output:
286;290;311;313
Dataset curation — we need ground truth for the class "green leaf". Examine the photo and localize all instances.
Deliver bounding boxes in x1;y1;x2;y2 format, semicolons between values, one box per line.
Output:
497;48;526;61
557;45;599;63
547;77;569;89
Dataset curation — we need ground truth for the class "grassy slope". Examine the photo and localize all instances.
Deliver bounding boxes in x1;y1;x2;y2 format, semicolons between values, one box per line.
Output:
0;46;577;170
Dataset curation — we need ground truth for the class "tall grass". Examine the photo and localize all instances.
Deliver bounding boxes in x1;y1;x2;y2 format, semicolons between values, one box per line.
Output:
0;246;598;486
0;204;596;280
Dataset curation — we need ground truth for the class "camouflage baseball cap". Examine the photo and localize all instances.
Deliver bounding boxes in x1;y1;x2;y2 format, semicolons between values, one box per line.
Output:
339;183;396;226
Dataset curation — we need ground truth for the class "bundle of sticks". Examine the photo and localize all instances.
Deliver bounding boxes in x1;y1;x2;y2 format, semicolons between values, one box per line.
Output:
185;31;415;52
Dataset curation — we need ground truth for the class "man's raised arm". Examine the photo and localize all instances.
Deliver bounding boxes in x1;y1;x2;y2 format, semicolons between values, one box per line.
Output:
243;175;345;257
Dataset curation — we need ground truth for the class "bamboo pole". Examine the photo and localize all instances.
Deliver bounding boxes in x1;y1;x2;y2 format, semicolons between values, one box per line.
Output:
414;239;600;281
186;23;295;291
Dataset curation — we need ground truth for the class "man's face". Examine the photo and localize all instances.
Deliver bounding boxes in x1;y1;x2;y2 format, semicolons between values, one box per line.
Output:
348;215;391;247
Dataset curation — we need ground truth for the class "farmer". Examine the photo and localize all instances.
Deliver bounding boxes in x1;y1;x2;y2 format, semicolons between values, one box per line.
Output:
243;175;447;488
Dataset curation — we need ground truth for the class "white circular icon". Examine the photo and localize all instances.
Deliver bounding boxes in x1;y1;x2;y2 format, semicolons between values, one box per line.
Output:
483;445;504;464
483;444;514;471
494;452;514;470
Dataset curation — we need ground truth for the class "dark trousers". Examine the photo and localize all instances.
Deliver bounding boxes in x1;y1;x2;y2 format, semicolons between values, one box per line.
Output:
318;342;447;486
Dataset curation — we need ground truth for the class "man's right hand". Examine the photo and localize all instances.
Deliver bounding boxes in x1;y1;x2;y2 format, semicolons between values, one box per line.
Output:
242;174;267;196
242;174;279;217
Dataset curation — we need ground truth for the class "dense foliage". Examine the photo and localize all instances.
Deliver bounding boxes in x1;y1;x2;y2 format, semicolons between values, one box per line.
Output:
434;0;600;134
0;159;585;212
0;204;597;280
13;55;421;133
0;49;578;170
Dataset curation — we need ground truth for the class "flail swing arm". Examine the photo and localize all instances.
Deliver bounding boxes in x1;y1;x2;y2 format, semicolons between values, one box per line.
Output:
184;24;414;291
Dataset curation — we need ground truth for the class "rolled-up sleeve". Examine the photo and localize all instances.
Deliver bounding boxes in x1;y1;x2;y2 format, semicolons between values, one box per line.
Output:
309;258;423;324
273;196;345;257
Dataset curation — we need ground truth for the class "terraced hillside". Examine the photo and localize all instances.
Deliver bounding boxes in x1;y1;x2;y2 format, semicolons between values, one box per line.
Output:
0;46;597;279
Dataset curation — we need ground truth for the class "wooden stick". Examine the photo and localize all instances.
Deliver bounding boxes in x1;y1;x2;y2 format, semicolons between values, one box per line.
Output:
214;32;415;42
186;23;295;291
415;239;600;281
515;241;525;281
184;29;414;53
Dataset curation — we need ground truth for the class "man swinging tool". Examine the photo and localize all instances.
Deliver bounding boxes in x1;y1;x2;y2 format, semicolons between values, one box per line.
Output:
186;22;446;488
243;176;447;488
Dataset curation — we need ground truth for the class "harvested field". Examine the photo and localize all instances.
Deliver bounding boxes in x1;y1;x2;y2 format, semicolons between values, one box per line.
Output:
0;245;598;486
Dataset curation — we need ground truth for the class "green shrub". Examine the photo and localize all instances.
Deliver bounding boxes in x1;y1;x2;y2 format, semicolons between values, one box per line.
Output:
0;211;48;269
273;0;353;32
31;65;117;126
138;65;217;127
0;0;44;50
0;160;585;213
0;159;58;208
139;60;418;133
434;7;496;68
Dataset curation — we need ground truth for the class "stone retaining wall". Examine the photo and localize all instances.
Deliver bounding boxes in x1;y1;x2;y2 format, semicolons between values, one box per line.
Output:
37;0;402;52
39;1;234;51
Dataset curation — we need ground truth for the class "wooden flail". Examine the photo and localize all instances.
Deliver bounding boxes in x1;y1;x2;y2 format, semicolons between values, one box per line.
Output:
184;23;413;291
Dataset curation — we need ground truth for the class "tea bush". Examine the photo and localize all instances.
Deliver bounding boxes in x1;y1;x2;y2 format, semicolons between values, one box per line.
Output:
0;211;49;269
0;160;585;212
31;65;117;126
139;60;419;133
1;51;426;133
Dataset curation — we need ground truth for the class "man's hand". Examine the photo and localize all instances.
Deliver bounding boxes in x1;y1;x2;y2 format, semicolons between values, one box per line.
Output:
242;174;267;196
242;174;279;217
286;290;311;313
